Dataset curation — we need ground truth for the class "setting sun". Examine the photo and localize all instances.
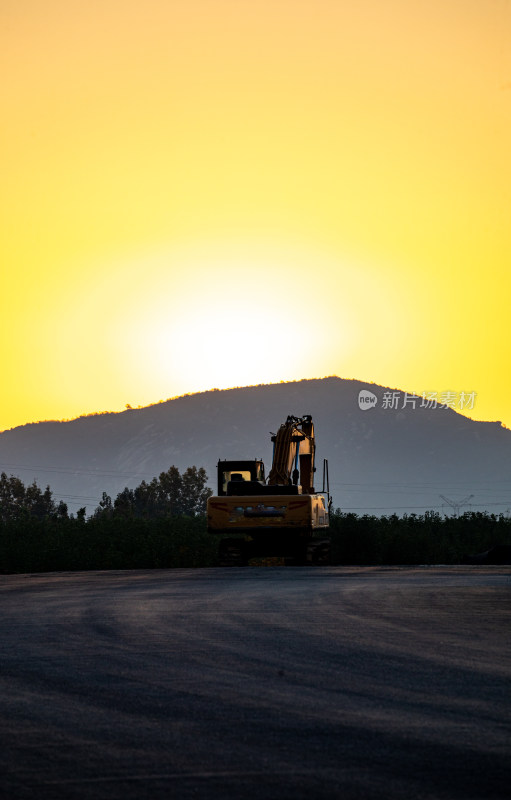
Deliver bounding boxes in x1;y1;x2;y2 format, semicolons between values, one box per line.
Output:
1;0;510;429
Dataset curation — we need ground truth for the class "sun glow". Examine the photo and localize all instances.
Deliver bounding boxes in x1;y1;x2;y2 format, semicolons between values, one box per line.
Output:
1;1;510;430
104;241;358;398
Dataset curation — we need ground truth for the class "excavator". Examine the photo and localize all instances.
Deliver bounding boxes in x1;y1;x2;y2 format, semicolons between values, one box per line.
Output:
207;415;332;566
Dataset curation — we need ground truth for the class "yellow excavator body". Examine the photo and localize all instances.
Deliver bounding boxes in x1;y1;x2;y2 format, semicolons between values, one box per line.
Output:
207;493;328;535
207;415;332;565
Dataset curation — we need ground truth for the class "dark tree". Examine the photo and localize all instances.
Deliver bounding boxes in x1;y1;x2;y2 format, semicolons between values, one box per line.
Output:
0;472;62;522
181;466;212;516
95;466;213;519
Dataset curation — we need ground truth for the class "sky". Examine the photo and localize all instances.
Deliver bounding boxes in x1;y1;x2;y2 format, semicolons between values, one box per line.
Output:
1;0;510;432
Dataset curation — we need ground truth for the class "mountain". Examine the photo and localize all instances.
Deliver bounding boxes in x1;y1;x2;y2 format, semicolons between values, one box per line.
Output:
0;378;509;516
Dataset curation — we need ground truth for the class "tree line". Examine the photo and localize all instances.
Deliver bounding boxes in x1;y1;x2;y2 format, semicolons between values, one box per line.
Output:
0;468;510;572
0;471;73;523
0;466;212;524
93;466;212;520
0;466;215;573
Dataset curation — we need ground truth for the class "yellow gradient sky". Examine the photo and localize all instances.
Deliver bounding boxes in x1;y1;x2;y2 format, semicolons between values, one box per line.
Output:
2;0;510;431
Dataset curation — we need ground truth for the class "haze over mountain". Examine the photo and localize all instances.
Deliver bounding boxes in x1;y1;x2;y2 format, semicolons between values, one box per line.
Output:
0;378;509;517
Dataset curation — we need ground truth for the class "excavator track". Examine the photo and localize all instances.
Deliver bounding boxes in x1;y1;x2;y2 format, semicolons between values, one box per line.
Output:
218;537;331;567
218;538;247;567
305;538;331;565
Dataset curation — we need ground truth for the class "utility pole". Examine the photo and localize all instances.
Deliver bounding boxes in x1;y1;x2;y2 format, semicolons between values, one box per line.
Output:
439;494;474;517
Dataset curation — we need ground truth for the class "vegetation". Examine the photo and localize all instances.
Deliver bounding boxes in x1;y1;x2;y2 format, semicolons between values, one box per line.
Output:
329;509;511;566
0;470;510;573
0;472;72;522
92;465;212;520
0;467;216;573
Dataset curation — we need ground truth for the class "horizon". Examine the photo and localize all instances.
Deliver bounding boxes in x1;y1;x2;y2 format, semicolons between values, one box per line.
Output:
2;1;510;432
1;375;504;434
1;373;510;520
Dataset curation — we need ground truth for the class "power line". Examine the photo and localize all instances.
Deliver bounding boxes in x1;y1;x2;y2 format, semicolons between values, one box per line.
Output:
52;494;99;502
330;487;509;499
1;462;509;513
2;462;510;490
331;479;511;489
0;462;150;478
340;500;511;511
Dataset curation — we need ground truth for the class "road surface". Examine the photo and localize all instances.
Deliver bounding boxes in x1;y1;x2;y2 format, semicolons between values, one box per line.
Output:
1;566;510;799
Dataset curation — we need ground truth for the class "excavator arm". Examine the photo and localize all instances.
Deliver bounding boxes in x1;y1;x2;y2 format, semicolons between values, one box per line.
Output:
267;415;315;493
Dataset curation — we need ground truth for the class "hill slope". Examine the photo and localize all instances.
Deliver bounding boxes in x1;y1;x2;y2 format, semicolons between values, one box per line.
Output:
0;378;509;516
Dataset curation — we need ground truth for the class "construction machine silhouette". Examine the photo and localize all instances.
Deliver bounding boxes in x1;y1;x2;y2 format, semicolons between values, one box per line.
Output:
207;415;332;566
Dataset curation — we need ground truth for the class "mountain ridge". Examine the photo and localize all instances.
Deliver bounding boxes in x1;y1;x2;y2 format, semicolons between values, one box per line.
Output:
0;377;509;516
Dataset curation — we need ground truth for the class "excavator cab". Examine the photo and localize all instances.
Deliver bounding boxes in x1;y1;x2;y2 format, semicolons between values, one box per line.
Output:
217;460;265;496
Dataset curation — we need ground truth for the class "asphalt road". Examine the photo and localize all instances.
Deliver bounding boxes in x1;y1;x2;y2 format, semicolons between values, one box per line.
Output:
1;567;510;800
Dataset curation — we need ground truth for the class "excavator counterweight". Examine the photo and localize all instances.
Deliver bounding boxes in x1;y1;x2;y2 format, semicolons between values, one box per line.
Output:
207;415;331;566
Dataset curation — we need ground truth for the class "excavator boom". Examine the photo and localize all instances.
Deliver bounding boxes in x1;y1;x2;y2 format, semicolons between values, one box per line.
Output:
267;415;315;492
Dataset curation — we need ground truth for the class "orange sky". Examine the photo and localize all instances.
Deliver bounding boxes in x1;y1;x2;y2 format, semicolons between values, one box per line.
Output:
1;0;510;431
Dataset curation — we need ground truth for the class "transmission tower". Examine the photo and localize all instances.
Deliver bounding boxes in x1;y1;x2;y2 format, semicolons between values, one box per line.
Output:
439;494;474;517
